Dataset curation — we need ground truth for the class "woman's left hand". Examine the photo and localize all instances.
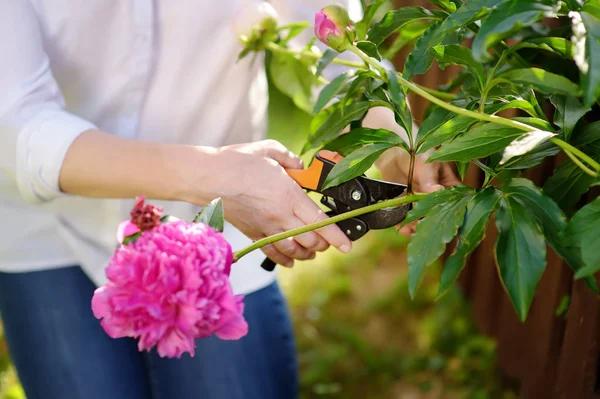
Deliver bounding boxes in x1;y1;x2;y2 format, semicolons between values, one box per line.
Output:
376;147;462;236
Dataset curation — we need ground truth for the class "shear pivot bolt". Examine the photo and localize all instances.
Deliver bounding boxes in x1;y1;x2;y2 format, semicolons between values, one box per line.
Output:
346;230;352;235
356;225;362;231
351;190;362;201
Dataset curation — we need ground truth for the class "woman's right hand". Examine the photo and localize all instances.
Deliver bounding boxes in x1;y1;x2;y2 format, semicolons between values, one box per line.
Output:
197;139;352;267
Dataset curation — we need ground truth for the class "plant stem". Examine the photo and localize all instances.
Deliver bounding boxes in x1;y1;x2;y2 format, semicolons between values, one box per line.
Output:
232;193;426;262
407;150;416;194
551;137;600;176
266;42;454;100
265;42;364;68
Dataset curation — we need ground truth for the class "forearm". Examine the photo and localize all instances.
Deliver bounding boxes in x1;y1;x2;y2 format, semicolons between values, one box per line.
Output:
59;130;215;204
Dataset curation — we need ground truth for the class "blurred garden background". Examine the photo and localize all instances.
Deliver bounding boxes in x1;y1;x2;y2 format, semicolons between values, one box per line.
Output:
0;75;517;399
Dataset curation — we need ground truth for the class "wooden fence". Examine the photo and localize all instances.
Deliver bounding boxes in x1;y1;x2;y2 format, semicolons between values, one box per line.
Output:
390;1;600;397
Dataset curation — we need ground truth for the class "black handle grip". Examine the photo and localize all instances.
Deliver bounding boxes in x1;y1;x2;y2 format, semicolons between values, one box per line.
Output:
261;257;277;272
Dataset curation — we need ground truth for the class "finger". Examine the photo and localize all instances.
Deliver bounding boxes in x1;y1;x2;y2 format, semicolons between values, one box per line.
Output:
268;232;316;261
282;216;330;252
261;244;295;268
263;139;303;169
440;163;462;187
292;192;352;254
398;221;417;237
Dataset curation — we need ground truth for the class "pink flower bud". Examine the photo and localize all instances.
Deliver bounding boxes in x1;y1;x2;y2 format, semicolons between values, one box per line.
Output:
314;5;353;52
130;195;162;232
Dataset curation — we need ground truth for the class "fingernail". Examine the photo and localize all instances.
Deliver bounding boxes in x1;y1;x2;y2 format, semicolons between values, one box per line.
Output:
339;244;351;254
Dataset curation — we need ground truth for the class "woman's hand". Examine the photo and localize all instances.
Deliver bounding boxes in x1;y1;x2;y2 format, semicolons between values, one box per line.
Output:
376;147;461;236
204;139;352;267
60;133;351;266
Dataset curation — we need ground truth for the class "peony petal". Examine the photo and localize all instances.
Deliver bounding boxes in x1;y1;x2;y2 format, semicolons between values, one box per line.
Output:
214;314;248;340
117;221;141;244
91;287;111;319
157;328;196;358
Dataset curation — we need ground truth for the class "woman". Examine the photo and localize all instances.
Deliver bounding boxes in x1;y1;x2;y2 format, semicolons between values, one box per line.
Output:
0;1;458;398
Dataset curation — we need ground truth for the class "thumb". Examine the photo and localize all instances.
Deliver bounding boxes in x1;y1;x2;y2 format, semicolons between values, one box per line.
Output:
421;183;445;193
263;140;303;169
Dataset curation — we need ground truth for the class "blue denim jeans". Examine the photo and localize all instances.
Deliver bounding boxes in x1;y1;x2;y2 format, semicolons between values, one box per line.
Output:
0;266;298;399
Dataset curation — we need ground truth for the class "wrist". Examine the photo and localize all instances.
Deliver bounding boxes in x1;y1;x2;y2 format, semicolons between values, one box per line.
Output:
168;144;221;206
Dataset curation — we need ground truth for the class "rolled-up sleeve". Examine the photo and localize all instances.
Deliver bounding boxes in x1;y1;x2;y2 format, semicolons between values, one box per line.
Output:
0;1;97;203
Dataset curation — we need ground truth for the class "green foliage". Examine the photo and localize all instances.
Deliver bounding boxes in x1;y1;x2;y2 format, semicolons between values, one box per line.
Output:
278;230;514;398
255;0;600;321
193;198;225;232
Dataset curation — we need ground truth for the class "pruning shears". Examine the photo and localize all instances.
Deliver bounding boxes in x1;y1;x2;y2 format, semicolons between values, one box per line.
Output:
261;150;410;271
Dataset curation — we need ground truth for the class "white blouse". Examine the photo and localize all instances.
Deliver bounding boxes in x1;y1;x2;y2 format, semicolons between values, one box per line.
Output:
0;0;356;294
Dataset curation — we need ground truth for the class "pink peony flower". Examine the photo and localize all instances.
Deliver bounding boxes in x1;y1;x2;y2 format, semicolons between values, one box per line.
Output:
314;5;353;52
92;220;248;359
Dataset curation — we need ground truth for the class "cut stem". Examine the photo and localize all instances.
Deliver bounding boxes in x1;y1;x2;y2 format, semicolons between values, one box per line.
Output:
232;193;426;261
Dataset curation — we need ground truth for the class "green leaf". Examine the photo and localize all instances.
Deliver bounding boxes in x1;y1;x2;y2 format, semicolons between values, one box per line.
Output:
408;191;474;298
572;119;600;147
550;95;590;141
495;68;581;97
429;124;525;163
355;0;387;40
418;115;480;155
401;186;474;226
441;0;503;30
564;197;600;278
316;49;339;77
324;128;407;155
304;101;379;153
356;41;381;61
572;4;600;107
381;20;434;59
498;140;560;170
387;71;413;138
499;130;555;165
438;187;501;298
416;99;473;144
504;178;598;292
456;161;470;181
544;121;600;212
432;45;486;91
313;72;352;114
279;22;310;46
403;0;506;77
193;198;225;232
511;116;554;131
417;99;538;154
322;143;397;190
472;0;558;62
269;52;314;113
429;0;458;13
367;7;445;46
494;195;546;322
122;232;142;245
515;37;574;59
543;158;597;213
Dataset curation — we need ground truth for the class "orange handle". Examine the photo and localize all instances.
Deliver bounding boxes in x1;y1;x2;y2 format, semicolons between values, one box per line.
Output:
285;150;344;190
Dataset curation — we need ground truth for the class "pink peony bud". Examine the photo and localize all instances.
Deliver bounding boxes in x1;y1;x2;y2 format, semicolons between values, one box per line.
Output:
314;4;353;52
130;195;162;232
